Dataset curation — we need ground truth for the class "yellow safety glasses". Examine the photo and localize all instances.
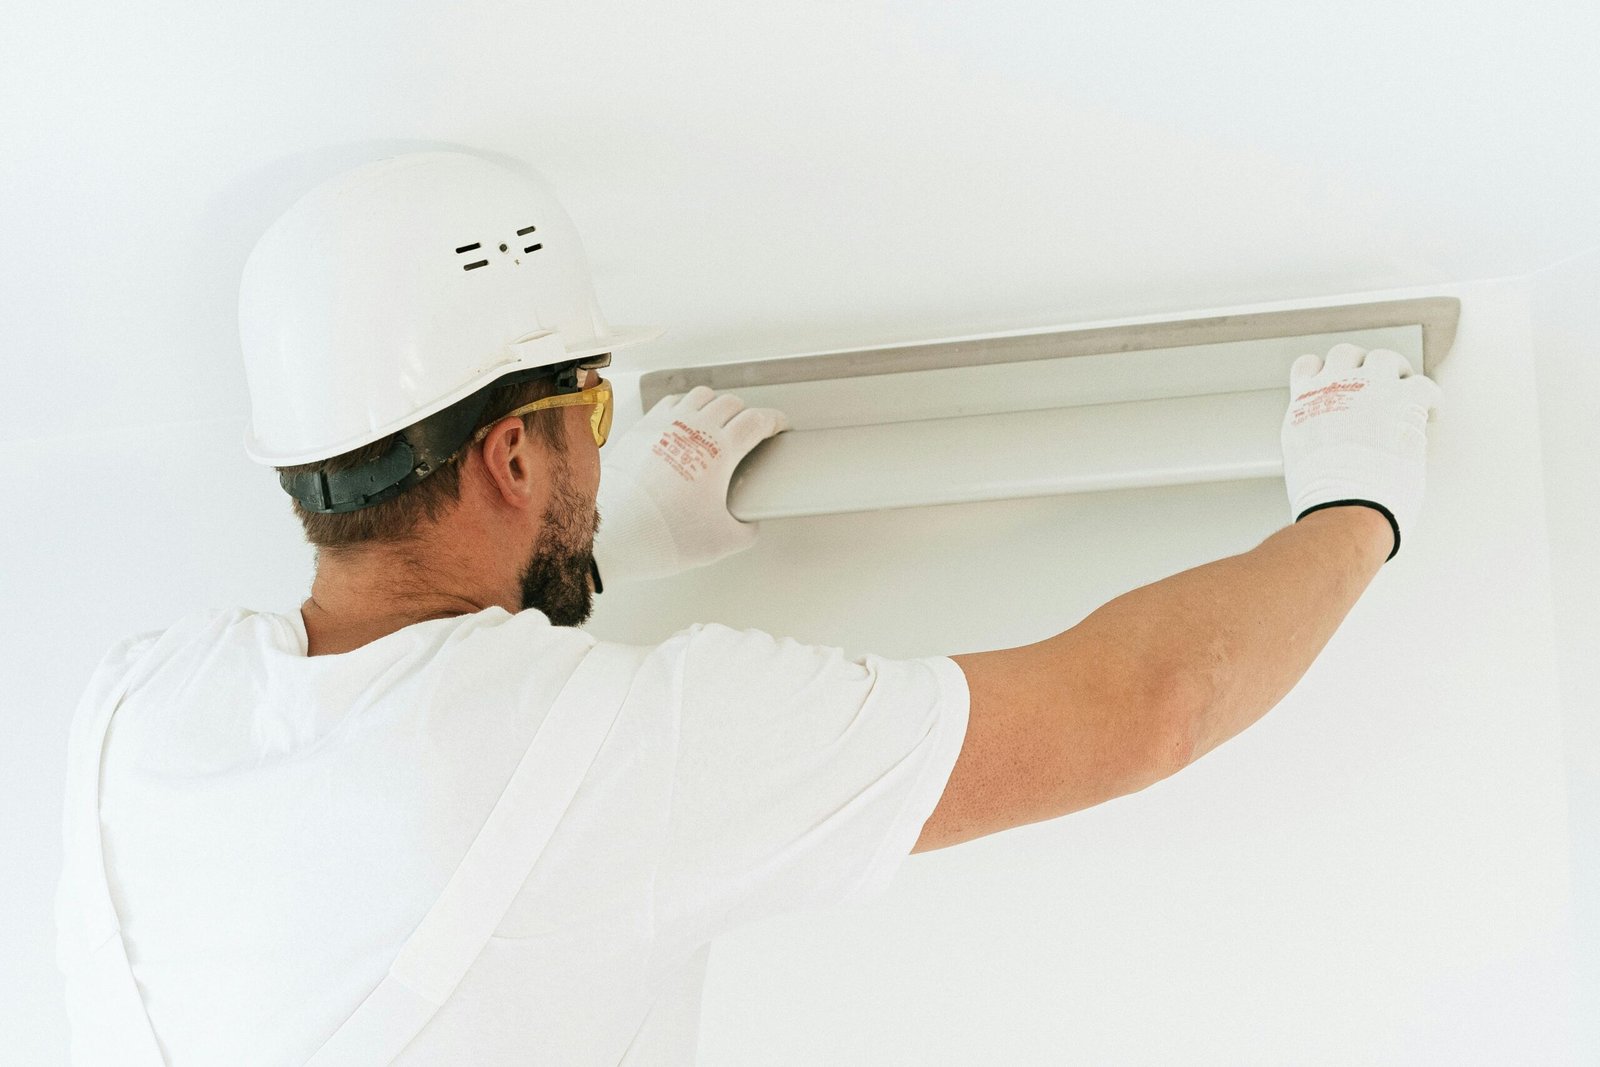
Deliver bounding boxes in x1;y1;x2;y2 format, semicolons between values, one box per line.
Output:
472;376;614;449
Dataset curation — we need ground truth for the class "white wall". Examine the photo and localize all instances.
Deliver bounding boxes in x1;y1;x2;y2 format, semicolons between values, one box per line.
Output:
1530;246;1600;1057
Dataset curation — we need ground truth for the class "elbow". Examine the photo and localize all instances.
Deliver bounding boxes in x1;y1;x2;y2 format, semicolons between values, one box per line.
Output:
1153;669;1209;779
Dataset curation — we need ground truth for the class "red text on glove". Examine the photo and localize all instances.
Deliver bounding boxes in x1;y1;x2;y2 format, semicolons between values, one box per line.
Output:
653;420;722;482
1291;378;1365;425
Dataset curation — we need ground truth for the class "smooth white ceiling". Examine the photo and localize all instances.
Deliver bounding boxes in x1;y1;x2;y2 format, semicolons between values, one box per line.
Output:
5;0;1597;446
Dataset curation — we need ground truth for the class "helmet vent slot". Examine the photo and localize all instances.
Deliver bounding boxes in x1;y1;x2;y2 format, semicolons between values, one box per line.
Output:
454;240;490;270
523;243;543;253
516;225;537;236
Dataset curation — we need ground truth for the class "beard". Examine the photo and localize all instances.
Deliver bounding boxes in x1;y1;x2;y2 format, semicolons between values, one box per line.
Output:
516;444;600;627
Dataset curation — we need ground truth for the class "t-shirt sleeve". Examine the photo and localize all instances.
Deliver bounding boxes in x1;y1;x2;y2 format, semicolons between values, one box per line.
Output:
56;629;165;974
649;622;970;942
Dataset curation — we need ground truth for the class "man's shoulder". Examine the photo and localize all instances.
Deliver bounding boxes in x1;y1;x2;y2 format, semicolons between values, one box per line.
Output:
88;608;266;697
115;607;255;658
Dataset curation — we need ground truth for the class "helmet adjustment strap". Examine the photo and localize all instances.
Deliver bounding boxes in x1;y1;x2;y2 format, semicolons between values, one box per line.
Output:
280;443;419;514
279;358;603;515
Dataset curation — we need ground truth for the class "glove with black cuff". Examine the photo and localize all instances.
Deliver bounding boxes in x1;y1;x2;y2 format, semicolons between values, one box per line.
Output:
592;385;789;585
1281;342;1444;563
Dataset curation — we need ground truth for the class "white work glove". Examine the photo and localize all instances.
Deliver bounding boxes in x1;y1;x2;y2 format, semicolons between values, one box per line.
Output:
592;385;789;584
1282;343;1443;563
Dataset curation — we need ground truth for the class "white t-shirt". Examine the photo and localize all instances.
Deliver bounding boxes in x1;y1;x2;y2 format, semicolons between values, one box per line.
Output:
55;606;970;1065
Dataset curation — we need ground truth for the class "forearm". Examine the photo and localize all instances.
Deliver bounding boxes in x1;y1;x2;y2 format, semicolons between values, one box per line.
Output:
1083;505;1393;768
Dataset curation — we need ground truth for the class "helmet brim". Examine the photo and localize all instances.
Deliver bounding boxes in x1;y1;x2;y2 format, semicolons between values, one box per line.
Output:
554;323;667;363
244;323;665;466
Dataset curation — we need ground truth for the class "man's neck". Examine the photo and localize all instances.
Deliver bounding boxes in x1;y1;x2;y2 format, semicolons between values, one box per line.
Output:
299;551;499;655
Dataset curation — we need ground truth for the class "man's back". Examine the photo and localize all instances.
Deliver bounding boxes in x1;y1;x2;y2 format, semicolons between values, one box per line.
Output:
56;606;969;1064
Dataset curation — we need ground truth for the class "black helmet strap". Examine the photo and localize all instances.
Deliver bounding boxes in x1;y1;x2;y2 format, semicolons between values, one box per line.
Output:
279;363;570;515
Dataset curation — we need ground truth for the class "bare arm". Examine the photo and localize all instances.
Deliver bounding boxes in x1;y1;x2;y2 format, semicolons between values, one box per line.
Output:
915;504;1392;854
1114;504;1394;766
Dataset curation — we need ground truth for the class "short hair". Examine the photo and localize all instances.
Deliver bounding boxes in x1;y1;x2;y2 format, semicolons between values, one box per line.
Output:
275;372;569;554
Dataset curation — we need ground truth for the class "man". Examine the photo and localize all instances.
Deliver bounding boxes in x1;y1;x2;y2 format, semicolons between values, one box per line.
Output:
55;151;1441;1064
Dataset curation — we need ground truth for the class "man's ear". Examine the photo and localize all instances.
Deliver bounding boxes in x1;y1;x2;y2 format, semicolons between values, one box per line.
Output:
474;417;543;509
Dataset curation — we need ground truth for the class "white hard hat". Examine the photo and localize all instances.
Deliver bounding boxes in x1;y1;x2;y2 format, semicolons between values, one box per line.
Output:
238;150;663;469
